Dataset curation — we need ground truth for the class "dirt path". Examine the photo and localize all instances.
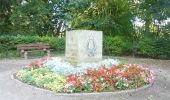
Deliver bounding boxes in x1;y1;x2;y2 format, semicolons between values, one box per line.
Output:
0;57;170;100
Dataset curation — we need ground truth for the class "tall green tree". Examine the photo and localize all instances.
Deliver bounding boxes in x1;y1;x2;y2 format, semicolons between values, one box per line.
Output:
10;0;70;36
70;0;133;36
151;0;170;36
137;0;170;36
0;0;12;34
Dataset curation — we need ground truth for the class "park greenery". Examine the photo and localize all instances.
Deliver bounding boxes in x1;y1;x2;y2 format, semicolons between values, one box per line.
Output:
0;0;170;59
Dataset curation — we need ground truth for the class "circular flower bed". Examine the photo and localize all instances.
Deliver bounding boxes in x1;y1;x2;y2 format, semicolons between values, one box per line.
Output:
16;57;155;93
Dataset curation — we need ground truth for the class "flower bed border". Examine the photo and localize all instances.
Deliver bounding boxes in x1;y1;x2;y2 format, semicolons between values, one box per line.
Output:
12;72;154;96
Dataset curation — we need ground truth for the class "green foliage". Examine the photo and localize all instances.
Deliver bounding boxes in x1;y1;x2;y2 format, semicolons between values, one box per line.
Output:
137;37;154;57
136;0;170;36
116;78;128;90
122;41;136;55
70;0;133;36
0;0;12;33
50;37;65;50
10;0;53;35
0;35;65;57
103;36;124;55
10;0;70;36
0;0;170;60
137;36;170;59
153;37;170;59
0;35;15;56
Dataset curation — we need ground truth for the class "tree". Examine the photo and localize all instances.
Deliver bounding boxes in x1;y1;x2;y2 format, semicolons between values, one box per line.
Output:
10;0;70;36
0;0;12;34
151;0;170;36
69;0;133;36
136;0;170;37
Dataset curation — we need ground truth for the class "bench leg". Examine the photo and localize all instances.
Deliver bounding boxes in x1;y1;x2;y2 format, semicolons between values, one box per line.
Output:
21;50;24;58
47;50;50;57
24;51;28;59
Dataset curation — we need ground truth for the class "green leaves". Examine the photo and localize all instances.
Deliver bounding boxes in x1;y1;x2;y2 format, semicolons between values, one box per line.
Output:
10;0;51;35
103;36;125;55
0;0;12;33
70;0;133;36
10;0;71;36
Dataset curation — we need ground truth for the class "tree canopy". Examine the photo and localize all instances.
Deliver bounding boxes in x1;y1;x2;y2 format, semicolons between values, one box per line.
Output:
0;0;169;37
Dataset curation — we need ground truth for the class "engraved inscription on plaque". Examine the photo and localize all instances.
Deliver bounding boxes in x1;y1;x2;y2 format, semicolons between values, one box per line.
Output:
86;33;97;57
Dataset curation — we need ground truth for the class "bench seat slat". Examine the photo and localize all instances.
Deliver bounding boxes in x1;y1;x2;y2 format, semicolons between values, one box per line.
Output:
17;43;51;59
17;43;50;50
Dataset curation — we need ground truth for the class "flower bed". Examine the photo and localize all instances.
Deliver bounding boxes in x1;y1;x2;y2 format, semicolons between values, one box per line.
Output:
16;57;155;93
16;67;66;92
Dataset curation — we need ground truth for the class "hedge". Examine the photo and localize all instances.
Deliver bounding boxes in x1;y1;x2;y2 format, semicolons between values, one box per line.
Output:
0;35;170;59
0;35;65;52
103;36;124;55
103;36;170;59
137;37;170;59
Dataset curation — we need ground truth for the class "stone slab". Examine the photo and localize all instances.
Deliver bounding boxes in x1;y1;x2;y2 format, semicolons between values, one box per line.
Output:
65;30;103;63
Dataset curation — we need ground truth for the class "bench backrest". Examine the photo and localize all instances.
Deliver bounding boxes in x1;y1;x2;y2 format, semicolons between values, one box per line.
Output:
17;43;50;50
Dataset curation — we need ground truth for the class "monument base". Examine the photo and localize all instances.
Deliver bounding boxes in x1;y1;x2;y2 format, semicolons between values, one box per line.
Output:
65;30;103;64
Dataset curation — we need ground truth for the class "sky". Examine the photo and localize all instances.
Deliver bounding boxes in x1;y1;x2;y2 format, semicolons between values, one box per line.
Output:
134;17;170;27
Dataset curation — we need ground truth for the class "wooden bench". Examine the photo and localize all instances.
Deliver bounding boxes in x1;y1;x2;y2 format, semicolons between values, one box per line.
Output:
17;43;50;59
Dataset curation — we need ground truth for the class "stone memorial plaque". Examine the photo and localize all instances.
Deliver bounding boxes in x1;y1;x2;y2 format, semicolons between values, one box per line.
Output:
65;30;103;63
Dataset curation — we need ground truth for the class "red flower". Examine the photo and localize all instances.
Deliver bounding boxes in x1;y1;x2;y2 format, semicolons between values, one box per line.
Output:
108;78;113;83
98;68;105;75
27;58;49;68
67;75;76;83
97;85;103;91
111;66;118;71
119;73;131;77
75;83;81;87
104;74;110;78
112;71;118;76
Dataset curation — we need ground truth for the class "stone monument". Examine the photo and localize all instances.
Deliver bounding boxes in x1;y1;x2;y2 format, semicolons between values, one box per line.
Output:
65;30;103;64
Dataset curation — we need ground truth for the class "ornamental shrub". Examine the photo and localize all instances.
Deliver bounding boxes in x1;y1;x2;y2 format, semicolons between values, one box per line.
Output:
50;37;65;50
137;37;170;59
152;37;170;59
122;40;138;56
0;35;15;56
137;37;154;57
103;36;124;55
0;35;65;52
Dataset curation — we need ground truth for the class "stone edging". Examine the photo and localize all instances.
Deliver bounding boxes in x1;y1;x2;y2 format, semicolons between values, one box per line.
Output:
12;73;154;96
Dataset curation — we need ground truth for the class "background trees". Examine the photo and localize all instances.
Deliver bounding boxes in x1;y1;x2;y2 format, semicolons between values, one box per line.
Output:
10;0;71;36
135;0;170;37
70;0;133;36
0;0;12;34
0;0;170;59
1;0;169;37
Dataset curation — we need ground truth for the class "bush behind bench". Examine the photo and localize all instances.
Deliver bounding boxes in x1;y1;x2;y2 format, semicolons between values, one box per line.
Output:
0;35;170;59
0;35;65;51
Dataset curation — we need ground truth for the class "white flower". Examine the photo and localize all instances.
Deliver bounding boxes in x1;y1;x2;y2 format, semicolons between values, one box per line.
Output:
124;83;129;87
43;57;119;75
30;15;33;18
21;0;27;5
48;0;52;4
53;13;56;16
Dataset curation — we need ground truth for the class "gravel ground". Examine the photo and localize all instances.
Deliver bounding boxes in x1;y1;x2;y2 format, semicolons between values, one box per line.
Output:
0;57;170;100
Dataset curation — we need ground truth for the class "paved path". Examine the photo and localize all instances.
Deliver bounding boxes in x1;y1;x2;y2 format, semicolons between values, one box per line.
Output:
0;57;170;100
